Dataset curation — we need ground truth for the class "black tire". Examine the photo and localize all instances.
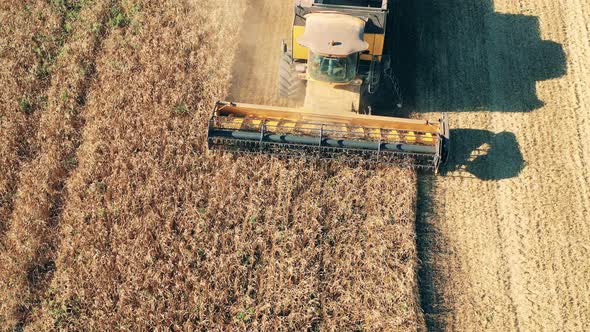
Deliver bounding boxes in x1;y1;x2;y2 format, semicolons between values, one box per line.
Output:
278;54;304;99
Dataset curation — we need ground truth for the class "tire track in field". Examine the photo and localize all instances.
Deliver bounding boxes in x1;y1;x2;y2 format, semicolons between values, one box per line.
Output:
411;0;523;328
484;8;548;315
0;2;118;328
228;0;300;108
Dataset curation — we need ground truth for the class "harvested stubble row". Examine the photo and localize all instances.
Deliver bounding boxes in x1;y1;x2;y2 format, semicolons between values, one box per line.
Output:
0;1;62;235
0;0;423;331
0;0;116;328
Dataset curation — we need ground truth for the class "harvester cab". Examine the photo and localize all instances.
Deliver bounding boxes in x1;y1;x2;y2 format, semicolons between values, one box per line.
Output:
298;13;367;84
207;0;450;172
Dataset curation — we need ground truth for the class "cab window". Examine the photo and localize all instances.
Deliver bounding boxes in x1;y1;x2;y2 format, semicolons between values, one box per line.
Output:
308;52;358;83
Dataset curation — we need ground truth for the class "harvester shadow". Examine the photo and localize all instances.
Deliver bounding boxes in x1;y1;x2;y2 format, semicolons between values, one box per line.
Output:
414;128;524;330
382;0;567;115
441;129;525;180
414;131;524;330
386;0;559;330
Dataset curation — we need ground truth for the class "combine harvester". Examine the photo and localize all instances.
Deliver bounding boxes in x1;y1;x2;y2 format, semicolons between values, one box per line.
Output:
208;0;450;171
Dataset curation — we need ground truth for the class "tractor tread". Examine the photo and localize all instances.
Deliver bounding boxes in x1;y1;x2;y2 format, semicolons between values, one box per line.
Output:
278;53;304;98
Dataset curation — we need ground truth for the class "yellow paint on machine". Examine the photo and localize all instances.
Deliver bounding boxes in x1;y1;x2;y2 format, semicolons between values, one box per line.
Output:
421;133;434;144
227;118;243;129
293;26;307;60
293;26;384;61
215;102;443;135
373;34;385;56
361;33;384;61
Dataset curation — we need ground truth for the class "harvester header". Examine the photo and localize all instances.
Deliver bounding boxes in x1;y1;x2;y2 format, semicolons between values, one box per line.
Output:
208;101;449;170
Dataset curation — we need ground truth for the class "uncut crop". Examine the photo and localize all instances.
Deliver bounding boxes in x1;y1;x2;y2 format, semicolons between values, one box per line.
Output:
0;1;61;235
0;1;422;330
0;0;116;327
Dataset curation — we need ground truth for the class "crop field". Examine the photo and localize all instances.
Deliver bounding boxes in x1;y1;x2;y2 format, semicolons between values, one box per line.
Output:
412;0;590;330
1;0;589;331
0;1;422;330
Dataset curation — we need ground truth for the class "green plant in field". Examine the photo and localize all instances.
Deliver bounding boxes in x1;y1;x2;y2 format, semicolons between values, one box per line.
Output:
400;303;408;312
0;192;11;205
96;207;105;218
60;90;69;102
95;181;107;194
310;323;321;332
52;0;87;34
32;34;55;79
63;155;78;168
47;293;81;329
49;302;66;325
129;4;142;34
235;308;254;322
79;63;89;77
355;321;365;331
64;21;73;33
32;32;58;80
174;103;189;116
109;6;130;28
51;0;85;16
240;252;251;266
36;63;52;80
90;21;101;35
327;235;336;247
18;97;33;115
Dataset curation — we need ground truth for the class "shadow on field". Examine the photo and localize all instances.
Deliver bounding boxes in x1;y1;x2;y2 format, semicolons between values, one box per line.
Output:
441;129;525;180
415;175;449;331
387;0;567;114
382;0;567;330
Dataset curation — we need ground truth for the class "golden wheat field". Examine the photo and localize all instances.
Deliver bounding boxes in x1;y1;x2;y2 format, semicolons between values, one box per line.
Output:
1;0;589;331
0;1;421;330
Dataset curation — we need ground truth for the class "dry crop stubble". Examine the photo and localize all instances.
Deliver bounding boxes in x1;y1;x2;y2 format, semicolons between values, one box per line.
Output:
0;1;62;237
413;0;590;330
0;0;424;330
0;1;117;328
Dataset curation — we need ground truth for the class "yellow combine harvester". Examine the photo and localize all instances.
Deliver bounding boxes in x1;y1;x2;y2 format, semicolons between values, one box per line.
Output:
208;0;450;171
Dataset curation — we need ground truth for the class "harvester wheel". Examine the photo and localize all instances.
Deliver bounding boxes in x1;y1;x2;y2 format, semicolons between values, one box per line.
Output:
278;54;304;99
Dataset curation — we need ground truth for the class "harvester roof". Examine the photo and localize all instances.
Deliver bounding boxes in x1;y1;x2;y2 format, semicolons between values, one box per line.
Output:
297;13;369;56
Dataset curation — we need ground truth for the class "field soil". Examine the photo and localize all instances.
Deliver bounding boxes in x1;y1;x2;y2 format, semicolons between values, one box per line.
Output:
0;1;423;330
412;0;590;330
